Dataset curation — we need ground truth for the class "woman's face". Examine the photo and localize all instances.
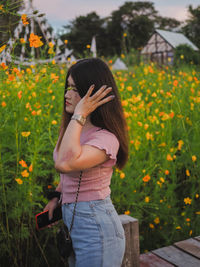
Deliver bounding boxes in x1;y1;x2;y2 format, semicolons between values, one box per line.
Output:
65;75;81;114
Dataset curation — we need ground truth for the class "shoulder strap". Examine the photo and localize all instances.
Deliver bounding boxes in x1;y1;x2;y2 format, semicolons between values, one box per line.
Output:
69;171;83;233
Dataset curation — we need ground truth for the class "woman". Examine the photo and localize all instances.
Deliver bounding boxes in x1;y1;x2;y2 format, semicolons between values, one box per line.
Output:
45;58;129;267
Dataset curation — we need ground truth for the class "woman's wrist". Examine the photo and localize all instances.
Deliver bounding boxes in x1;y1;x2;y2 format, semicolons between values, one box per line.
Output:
71;114;86;126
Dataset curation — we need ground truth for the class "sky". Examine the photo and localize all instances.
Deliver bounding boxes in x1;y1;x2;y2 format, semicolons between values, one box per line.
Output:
31;0;200;33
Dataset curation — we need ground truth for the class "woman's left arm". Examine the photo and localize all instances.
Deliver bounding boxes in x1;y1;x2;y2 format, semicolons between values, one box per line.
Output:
55;85;114;173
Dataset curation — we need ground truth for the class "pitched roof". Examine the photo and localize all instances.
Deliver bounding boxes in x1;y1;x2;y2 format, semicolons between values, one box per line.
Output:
156;29;198;51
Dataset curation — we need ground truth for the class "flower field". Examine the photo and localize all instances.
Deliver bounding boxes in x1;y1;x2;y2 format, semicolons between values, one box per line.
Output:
0;60;200;265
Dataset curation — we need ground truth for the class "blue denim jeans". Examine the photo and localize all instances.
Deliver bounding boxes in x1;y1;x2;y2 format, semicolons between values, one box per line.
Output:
62;196;125;267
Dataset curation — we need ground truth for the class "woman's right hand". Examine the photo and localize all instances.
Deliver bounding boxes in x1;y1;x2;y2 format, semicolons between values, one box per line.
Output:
44;198;59;220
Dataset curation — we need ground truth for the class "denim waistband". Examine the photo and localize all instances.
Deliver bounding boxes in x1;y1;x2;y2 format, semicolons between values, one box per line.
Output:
62;195;111;208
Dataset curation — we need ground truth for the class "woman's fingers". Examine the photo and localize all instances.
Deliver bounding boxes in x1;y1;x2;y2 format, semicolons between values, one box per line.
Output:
85;84;95;97
91;86;112;101
96;95;115;108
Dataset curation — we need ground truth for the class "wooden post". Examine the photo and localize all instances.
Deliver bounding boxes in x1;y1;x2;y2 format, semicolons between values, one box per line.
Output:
120;215;140;267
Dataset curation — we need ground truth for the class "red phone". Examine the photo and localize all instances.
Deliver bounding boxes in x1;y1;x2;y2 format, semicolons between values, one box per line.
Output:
35;206;62;230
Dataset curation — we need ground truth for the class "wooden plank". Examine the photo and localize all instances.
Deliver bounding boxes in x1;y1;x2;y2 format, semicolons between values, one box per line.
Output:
194;236;200;242
120;215;140;267
140;252;175;267
174;238;200;259
152;245;200;267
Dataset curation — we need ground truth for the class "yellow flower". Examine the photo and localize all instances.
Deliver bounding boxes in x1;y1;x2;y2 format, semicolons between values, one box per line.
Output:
121;54;125;58
48;42;54;48
124;210;130;215
48;47;54;54
0;44;6;53
177;140;184;150
20;38;26;44
184;197;192;205
186;169;190;176
52;120;57;125
160;177;165;183
21;132;31;137
145;196;150;203
154;217;160;224
15;178;23;185
146;132;153;140
196;194;199;198
192;155;197;162
123;33;127;37
86;44;91;49
0;4;4;11
64;40;68;44
180;54;184;59
176;226;181;230
21;170;29;177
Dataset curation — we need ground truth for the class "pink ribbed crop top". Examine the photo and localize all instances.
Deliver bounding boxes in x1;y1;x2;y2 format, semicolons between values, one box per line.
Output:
53;126;119;204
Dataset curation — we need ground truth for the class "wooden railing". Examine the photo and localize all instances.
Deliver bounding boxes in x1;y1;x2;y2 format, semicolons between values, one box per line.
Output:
120;215;140;267
120;215;200;267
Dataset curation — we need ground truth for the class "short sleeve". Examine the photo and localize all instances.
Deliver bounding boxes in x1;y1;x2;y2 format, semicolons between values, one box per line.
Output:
83;129;119;167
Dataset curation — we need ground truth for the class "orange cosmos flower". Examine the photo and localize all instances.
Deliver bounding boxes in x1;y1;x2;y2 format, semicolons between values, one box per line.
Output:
19;160;27;168
173;80;178;87
167;154;173;161
8;74;15;81
21;170;29;177
21;131;31;137
165;170;169;175
192;155;197;162
120;172;125;179
28;164;33;172
184;197;192;205
29;33;43;48
21;14;29;25
143;174;151;182
15;178;23;185
18;91;22;99
124;210;130;215
1;101;6;107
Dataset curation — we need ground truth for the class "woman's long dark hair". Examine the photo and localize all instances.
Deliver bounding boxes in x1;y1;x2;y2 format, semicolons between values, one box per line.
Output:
57;58;129;169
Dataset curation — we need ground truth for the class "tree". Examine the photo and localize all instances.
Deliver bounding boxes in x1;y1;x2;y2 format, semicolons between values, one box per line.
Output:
0;0;24;45
182;5;200;49
106;1;158;55
155;16;181;31
61;12;106;57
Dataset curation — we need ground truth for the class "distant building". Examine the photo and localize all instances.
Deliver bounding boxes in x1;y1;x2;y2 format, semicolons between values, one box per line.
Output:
141;29;199;65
